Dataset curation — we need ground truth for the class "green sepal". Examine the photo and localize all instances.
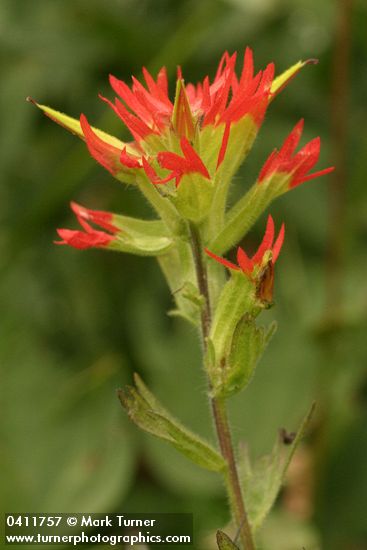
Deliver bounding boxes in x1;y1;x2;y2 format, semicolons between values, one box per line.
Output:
216;530;240;550
172;79;196;141
215;319;277;399
207;272;257;381
109;216;173;256
172;173;215;223
238;402;316;532
118;374;226;473
210;117;258;223
208;173;290;255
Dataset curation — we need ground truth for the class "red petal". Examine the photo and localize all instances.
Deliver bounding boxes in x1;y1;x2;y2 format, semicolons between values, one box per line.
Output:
55;228;114;250
109;74;153;125
205;248;239;271
252;215;275;265
239;47;254;89
158;150;189;172
156;66;169;96
70;201;118;234
201;76;211;112
297;165;335;185
120;147;142;169
216;122;231;169
180;137;210;179
278;119;304;159
132;76;172;116
80;114;121;174
142;67;172;108
272;223;285;263
258;149;278;182
110;97;155;141
142;157;173;185
237;247;253;274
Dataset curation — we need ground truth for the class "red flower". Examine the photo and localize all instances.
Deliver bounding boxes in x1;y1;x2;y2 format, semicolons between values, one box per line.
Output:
205;215;284;275
35;49;311;183
59;49;305;182
80;114;123;175
107;68;172;140
143;136;210;188
55;202;118;250
258;120;334;188
185;49;274;128
102;49;273;145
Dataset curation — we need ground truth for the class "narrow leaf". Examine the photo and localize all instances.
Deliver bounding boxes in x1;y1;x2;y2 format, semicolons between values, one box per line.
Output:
238;402;316;532
118;376;225;472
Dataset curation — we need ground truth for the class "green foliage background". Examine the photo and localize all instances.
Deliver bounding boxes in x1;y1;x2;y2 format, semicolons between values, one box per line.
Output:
1;0;367;548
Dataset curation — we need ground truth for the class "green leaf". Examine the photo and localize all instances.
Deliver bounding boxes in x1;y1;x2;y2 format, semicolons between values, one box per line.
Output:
118;374;226;473
238;402;316;532
216;530;240;550
172;173;215;223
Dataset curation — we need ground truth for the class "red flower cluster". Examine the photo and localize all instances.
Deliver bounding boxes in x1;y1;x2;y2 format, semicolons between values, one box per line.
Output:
44;49;334;250
56;202;118;250
205;215;284;276
81;48;275;181
258;120;334;188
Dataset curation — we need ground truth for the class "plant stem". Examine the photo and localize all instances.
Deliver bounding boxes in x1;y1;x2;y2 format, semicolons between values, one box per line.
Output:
189;223;255;550
326;0;353;313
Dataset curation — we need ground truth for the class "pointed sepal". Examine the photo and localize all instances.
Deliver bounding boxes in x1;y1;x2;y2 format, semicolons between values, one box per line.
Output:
28;100;140;184
271;59;318;97
216;318;277;398
28;99;127;149
207;272;261;394
172;79;196;140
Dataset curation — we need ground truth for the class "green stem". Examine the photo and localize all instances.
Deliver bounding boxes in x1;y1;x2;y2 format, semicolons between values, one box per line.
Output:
189;223;255;550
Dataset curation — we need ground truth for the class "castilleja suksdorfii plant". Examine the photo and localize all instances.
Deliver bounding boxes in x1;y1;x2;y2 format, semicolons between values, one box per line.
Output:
31;49;333;549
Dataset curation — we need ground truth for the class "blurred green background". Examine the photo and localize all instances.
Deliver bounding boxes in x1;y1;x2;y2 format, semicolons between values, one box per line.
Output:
1;0;367;548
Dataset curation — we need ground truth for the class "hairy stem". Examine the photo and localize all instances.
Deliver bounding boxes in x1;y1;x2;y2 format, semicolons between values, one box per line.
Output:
189;223;255;550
